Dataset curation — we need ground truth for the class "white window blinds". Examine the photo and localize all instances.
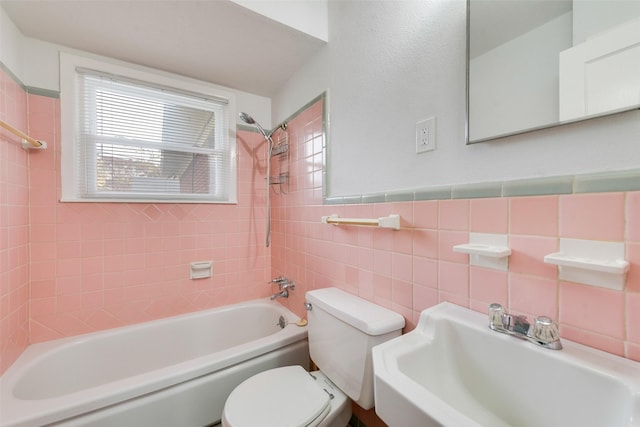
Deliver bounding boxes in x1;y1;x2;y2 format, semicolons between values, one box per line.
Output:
73;68;232;202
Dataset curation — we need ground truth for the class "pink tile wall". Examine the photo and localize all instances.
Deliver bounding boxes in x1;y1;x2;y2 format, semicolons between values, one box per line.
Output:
0;68;30;374
25;96;271;343
271;99;640;366
1;65;272;374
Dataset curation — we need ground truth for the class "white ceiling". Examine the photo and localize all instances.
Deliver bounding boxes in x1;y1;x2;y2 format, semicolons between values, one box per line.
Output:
1;0;326;97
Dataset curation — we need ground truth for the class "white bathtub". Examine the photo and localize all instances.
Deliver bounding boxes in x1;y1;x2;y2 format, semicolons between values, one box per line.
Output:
0;298;309;427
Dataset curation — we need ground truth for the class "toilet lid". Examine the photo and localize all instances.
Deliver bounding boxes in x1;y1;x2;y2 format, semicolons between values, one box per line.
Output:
224;365;331;427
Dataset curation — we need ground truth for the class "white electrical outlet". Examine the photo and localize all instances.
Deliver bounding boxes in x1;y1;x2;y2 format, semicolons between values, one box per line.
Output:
416;117;436;153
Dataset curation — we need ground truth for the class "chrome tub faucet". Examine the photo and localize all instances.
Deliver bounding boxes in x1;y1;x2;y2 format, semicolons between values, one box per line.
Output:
269;276;295;300
488;303;563;350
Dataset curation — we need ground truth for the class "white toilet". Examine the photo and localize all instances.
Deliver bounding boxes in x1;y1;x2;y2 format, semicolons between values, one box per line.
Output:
221;287;405;427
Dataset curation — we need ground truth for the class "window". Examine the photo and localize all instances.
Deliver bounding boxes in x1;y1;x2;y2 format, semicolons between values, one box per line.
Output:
60;54;236;203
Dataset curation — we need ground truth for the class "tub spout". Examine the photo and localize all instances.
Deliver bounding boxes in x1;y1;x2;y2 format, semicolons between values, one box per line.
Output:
270;289;289;300
269;277;295;299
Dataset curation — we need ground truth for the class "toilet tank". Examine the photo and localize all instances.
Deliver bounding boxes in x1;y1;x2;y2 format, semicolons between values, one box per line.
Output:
305;288;405;410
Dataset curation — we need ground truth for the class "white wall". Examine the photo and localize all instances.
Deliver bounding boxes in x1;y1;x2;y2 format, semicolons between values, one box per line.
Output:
273;0;640;197
0;7;23;78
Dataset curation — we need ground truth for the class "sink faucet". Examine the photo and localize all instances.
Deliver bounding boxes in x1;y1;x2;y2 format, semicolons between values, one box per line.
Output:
488;303;562;350
269;276;295;300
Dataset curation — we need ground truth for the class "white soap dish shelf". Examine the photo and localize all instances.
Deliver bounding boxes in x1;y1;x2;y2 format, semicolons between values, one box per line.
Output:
543;253;629;275
453;244;511;258
543;238;629;290
453;233;511;272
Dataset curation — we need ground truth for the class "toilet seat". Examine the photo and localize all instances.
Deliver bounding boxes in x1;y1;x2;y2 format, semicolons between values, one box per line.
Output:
222;365;332;427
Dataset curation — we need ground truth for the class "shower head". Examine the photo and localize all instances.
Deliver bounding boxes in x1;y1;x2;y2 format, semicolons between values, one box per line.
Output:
239;112;286;140
239;112;269;140
239;112;256;125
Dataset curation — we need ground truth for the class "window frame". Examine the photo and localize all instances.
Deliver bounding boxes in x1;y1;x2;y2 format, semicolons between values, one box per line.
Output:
60;52;237;204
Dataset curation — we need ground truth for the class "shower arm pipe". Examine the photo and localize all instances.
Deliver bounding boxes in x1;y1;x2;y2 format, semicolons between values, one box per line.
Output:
259;121;288;141
240;113;287;142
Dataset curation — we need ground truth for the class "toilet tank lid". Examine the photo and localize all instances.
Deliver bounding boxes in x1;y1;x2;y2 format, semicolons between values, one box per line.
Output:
306;288;405;335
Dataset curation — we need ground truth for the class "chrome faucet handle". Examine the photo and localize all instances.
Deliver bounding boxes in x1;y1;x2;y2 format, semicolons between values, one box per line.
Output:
531;316;562;348
489;302;529;333
269;276;287;284
488;303;505;330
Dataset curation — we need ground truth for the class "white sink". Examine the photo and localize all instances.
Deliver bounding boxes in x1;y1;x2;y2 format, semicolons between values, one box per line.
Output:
372;302;640;427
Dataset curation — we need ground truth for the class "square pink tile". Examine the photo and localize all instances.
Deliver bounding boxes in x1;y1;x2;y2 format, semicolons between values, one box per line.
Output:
392;253;412;283
470;198;508;234
357;270;375;301
559;281;624;339
413;200;438;229
627;342;640;362
627;292;640;344
413;284;438;312
392;279;413;309
372;228;393;251
413;256;438;288
392;229;413;255
509;273;558;319
30;297;56;316
438;261;469;298
627;242;640;293
57;240;81;259
438;230;469;263
509;196;558;236
30;280;56;298
439;199;469;231
373;274;392;301
373;250;392;277
469;266;507;307
559;192;625;241
390;202;413;228
627;191;640;241
357;247;373;271
561;325;624;357
508;235;558;279
438;291;469;308
413;229;438;259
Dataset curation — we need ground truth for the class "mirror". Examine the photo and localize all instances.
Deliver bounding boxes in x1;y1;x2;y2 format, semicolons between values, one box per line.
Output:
467;0;640;143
